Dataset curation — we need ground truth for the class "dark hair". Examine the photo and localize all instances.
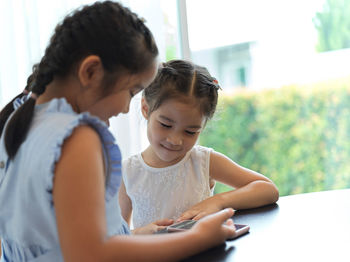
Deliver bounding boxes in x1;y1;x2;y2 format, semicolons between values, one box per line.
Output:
0;1;158;159
143;59;219;120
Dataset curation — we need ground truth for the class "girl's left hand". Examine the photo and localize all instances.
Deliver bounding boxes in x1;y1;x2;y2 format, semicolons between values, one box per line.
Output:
132;218;174;234
176;196;224;222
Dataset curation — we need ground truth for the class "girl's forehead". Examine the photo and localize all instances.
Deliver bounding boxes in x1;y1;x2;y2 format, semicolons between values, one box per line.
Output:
155;99;206;126
158;98;197;111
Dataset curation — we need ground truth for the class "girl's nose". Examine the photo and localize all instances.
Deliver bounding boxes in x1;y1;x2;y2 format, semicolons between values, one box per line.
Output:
166;134;183;146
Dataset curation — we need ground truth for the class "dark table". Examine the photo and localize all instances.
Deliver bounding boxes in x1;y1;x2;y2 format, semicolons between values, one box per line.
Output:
182;189;350;262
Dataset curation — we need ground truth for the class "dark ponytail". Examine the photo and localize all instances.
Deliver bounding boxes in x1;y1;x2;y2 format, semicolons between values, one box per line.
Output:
0;1;158;159
0;69;36;148
4;99;36;158
0;94;24;137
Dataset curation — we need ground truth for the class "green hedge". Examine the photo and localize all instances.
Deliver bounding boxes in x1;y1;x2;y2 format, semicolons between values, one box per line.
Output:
200;78;350;196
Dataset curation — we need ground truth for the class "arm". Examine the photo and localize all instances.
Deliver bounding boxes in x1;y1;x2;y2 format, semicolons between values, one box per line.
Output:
118;180;133;225
209;150;279;209
53;126;236;262
178;150;279;221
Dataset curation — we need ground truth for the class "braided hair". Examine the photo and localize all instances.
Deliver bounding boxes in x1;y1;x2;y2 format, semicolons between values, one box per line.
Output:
0;1;158;159
143;59;219;120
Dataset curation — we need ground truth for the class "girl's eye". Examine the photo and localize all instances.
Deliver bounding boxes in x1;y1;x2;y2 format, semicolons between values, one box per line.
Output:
185;130;196;135
160;123;171;128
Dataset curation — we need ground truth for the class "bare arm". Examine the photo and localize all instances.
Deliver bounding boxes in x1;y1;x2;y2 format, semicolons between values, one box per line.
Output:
118;180;133;225
53;126;236;262
209;150;279;209
178;150;279;221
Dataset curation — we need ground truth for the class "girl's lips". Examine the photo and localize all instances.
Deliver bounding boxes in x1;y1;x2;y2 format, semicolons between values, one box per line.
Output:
160;144;181;152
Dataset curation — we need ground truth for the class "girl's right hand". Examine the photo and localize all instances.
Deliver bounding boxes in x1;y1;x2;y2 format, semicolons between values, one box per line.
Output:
190;208;236;246
132;218;174;235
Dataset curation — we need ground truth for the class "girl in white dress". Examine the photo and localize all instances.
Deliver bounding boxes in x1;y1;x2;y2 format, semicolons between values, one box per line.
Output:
119;60;279;229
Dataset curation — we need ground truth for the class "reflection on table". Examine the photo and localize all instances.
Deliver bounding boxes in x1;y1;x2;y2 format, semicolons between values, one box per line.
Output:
182;189;350;262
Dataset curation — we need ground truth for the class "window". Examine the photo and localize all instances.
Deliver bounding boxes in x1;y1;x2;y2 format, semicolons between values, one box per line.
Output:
181;0;350;195
2;0;350;196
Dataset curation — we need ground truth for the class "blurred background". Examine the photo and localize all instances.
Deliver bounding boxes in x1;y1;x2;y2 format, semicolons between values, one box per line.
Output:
1;0;350;196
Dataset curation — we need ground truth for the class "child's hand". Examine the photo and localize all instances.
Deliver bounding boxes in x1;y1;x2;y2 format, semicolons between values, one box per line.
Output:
190;208;236;245
176;196;224;222
132;219;173;235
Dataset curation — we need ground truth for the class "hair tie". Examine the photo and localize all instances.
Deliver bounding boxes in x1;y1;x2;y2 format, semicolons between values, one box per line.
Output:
13;91;37;110
212;78;222;90
28;92;38;100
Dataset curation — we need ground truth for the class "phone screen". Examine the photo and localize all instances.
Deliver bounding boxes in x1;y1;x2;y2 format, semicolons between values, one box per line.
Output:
168;220;197;231
234;224;247;230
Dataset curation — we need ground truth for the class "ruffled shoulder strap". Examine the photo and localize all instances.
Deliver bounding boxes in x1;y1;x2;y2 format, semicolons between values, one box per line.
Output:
40;99;122;202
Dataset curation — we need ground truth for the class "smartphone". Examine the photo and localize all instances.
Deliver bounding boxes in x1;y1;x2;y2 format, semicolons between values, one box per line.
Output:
167;220;250;239
167;220;198;232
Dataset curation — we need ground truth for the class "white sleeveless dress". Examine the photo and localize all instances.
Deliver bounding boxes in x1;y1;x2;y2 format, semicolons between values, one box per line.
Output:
122;145;214;228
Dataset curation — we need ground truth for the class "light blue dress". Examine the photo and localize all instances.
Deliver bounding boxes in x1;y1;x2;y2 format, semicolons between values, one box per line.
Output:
0;98;130;261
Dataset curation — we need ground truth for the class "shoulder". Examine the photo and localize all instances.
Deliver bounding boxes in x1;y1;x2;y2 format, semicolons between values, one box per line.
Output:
185;145;213;175
62;125;101;151
193;145;213;152
55;125;103;180
30;112;110;168
122;153;141;169
34;98;112;143
209;149;232;166
122;153;143;180
190;145;213;159
53;125;103;183
29;100;113;182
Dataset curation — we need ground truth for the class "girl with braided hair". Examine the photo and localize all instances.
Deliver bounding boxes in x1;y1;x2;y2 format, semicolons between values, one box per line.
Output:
120;60;279;228
0;2;236;261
